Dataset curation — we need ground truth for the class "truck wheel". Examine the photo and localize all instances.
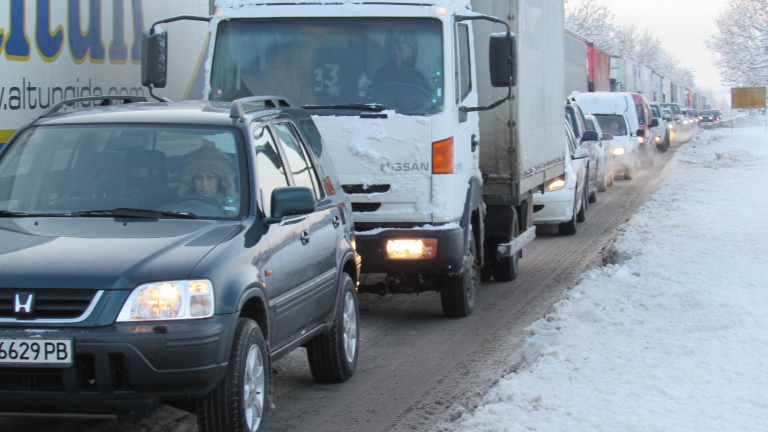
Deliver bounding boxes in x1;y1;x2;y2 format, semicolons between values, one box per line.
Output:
306;273;359;383
197;318;269;432
441;228;480;317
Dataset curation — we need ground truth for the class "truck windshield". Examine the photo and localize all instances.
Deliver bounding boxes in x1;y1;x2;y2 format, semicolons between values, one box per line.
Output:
210;18;444;116
0;125;247;219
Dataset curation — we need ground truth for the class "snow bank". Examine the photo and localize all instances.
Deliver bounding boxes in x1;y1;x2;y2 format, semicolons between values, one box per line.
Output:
451;126;768;431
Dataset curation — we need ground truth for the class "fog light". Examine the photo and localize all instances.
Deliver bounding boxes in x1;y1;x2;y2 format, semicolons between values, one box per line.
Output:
386;239;437;259
612;147;625;156
655;136;661;142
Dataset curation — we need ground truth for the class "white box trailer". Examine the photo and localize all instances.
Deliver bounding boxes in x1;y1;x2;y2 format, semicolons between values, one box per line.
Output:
638;65;652;98
564;29;588;96
610;56;638;93
143;0;566;317
0;0;208;147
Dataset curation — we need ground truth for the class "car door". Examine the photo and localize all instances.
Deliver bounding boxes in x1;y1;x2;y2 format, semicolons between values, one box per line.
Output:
272;121;340;321
253;124;316;346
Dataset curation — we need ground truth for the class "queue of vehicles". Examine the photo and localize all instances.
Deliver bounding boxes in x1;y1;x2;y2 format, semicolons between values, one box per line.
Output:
0;0;709;430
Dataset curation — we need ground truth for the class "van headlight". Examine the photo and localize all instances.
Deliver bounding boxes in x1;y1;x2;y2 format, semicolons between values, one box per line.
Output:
117;279;214;321
612;147;626;156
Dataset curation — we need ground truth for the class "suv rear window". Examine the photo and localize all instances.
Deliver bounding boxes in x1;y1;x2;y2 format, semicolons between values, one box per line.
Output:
0;125;248;218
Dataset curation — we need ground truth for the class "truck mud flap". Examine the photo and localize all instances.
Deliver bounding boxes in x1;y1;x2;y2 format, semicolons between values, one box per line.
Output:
496;226;536;258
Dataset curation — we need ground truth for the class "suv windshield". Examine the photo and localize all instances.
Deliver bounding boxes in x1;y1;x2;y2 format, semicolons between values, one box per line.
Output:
0;125;247;218
594;115;628;136
210;18;444;116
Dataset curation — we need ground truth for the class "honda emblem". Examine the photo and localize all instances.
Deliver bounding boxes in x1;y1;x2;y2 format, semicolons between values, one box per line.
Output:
14;292;35;315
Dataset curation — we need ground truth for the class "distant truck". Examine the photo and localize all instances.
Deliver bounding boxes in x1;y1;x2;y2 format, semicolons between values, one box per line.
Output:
143;0;566;317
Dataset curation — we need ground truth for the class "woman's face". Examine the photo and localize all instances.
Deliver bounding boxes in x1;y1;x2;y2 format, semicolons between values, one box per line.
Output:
194;171;219;197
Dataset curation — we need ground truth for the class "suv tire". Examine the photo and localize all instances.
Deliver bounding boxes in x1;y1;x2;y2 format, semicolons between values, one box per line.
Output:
306;273;359;383
197;318;269;432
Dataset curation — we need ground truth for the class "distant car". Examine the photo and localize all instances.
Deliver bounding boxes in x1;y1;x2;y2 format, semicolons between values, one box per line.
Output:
533;121;590;235
712;110;723;120
648;101;671;153
0;95;361;427
584;114;614;192
565;97;600;204
662;108;677;144
699;110;716;122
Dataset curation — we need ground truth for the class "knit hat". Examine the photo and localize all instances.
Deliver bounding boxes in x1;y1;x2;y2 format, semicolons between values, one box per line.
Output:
179;147;237;197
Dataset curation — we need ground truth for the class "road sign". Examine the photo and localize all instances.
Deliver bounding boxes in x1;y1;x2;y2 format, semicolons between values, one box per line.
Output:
731;87;766;109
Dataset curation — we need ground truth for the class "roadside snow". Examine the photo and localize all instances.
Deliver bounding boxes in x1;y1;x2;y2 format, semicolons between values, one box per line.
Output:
450;119;768;431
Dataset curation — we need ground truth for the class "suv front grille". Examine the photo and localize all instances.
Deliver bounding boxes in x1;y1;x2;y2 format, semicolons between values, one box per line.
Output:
0;289;99;320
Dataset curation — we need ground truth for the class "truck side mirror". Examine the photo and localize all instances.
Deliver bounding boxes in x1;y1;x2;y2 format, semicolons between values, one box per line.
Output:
141;28;168;89
636;129;645;137
650;118;659;128
489;32;517;88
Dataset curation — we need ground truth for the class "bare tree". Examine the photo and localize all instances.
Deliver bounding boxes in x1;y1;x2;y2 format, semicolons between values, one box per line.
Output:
565;0;617;52
709;0;768;86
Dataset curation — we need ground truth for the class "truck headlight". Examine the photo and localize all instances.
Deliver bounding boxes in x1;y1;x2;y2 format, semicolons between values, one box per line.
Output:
117;279;214;322
386;239;437;259
612;147;626;156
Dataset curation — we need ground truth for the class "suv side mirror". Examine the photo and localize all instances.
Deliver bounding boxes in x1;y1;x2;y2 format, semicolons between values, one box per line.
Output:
141;28;168;89
582;130;599;142
489;32;517;87
572;148;590;160
265;187;316;224
664;114;672;121
601;133;614;141
650;118;659;128
636;129;645;137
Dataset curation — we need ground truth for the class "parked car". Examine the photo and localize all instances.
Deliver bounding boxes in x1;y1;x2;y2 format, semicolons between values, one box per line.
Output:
699;110;716;122
574;92;649;179
584;114;614;191
533;121;590;235
565;96;600;204
648;101;671;152
0;95;361;428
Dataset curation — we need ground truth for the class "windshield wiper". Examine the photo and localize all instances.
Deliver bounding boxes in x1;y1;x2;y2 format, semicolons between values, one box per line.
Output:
70;208;198;219
0;210;29;217
301;103;387;112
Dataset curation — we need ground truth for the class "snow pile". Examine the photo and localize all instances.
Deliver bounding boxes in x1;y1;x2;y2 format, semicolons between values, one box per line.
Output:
452;126;768;431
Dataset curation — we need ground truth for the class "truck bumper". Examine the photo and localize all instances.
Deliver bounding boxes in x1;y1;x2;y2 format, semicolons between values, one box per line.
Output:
0;314;235;413
355;225;465;275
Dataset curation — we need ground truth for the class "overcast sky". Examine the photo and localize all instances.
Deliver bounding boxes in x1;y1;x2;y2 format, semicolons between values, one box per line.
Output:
608;0;726;88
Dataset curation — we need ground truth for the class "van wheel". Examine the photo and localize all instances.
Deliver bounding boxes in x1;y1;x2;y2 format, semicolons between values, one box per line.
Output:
197;318;269;432
441;227;480;317
306;273;359;383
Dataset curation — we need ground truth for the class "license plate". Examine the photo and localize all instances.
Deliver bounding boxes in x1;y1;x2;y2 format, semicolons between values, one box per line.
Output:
0;338;73;367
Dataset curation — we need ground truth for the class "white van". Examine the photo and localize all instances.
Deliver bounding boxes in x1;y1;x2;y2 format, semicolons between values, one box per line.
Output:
573;92;656;179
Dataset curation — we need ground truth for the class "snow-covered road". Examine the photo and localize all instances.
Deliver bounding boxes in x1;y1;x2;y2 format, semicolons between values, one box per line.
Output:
450;118;768;431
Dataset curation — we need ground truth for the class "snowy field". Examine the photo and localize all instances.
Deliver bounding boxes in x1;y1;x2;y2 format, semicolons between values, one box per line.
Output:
449;118;768;431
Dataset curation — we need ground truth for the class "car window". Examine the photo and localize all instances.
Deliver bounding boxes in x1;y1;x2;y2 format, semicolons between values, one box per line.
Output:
253;125;289;217
650;105;661;118
635;104;646;125
0;125;247;218
594;115;628;136
565;107;580;137
272;122;323;200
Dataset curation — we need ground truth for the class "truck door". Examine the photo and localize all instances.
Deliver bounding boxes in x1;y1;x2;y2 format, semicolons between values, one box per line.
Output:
454;22;480;175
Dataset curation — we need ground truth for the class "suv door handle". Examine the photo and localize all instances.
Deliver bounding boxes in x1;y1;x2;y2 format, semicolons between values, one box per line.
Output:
300;230;311;245
332;216;341;229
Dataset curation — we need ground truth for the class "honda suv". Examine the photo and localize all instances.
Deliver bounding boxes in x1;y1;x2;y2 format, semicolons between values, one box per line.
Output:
0;95;360;431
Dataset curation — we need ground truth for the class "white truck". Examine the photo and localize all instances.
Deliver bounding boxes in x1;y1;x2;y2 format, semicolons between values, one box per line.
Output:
0;0;208;148
143;0;566;317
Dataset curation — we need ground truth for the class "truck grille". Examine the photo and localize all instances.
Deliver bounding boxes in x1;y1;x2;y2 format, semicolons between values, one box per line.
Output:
342;184;391;194
351;203;382;213
0;289;98;320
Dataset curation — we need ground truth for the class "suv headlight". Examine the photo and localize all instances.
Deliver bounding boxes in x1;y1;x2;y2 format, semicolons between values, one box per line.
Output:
117;279;214;322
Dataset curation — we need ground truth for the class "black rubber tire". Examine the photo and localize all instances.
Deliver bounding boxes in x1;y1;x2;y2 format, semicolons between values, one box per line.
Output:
306;273;359;383
491;211;520;282
582;174;589;211
441;227;480;318
559;192;578;235
576;187;587;223
197;318;269;432
588;188;597;203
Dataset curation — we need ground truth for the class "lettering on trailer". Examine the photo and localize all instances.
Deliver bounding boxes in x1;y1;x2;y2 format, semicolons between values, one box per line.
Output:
1;0;145;64
0;77;144;111
381;162;430;172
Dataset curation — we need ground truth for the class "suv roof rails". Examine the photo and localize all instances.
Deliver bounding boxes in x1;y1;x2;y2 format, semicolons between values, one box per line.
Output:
230;96;294;119
42;96;148;118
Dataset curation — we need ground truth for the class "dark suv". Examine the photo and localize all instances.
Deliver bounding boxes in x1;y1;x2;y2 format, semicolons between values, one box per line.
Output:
0;96;360;431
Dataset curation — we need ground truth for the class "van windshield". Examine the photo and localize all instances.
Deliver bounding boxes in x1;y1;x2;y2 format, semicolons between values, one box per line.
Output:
0;125;247;219
210;18;444;116
594;115;628;136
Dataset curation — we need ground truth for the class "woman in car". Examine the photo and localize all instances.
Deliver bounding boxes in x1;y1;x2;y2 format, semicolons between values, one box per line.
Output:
178;146;239;214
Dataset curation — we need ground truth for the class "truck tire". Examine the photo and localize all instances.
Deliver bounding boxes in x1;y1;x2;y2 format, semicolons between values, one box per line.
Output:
197;318;269;432
441;227;480;317
306;273;359;383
